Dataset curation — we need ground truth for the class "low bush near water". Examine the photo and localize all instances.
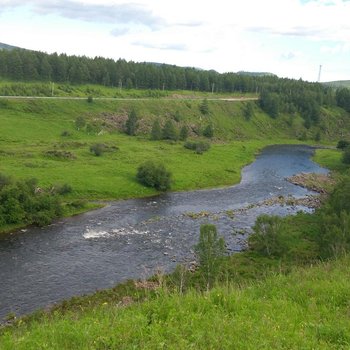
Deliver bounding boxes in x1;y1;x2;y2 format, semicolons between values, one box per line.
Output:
136;161;172;191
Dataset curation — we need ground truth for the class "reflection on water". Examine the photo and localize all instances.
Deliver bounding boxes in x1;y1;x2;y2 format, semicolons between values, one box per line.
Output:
0;145;328;320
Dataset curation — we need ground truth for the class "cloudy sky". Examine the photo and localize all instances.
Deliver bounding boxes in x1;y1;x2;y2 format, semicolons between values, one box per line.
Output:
0;0;349;82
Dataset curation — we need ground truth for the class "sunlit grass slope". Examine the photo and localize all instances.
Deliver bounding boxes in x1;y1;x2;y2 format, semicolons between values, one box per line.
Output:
0;96;348;203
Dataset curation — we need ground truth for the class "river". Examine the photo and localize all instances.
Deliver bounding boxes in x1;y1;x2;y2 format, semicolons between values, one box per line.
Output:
0;144;328;321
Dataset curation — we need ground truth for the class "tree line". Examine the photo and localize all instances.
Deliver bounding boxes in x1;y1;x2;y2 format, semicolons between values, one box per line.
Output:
1;47;350;128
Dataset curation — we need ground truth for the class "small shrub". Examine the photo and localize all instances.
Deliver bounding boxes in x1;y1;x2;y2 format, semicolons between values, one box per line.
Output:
125;109;138;136
199;98;209;115
53;183;73;195
136;161;172;191
184;141;210;154
162;120;178;141
75;116;86;130
151;119;162;140
179;125;188;141
337;140;350;150
61;130;72;137
248;215;285;257
203;124;214;138
87;95;93;103
173;110;182;122
32;211;53;227
90;143;105;156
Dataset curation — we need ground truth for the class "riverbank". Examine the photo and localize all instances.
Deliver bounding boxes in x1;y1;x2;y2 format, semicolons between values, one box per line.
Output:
0;144;348;348
0;139;314;236
0;144;335;323
1;95;347;234
2;256;350;349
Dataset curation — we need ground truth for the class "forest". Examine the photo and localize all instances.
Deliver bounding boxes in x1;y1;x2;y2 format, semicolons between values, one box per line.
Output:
1;47;350;129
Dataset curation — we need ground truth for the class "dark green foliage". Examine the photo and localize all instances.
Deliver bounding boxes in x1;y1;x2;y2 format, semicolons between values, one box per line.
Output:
184;141;210;154
162;120;178;140
86;122;101;135
53;183;73;195
61;130;71;137
249;215;286;257
199;98;209;115
328;176;350;215
150;119;162;140
0;173;11;190
136;161;172;191
173;110;182;122
0;174;64;227
87;95;93;103
75;116;86;130
337;140;350;149
318;211;350;258
202;124;214;138
179;125;188;141
260;91;280;118
342;146;350;164
336;88;350;112
90;143;105;156
125;109;138;136
314;130;321;142
243;102;255;121
194;224;226;289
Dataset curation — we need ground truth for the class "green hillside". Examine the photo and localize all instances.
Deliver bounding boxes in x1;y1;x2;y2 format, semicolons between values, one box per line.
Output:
0;96;347;201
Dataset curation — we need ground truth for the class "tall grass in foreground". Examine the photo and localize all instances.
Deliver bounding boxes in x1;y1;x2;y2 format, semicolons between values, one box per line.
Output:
1;256;350;349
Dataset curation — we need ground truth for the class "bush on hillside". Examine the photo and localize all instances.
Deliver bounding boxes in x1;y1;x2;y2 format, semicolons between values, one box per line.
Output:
184;141;210;154
202;124;214;138
337;140;350;150
162;120;178;141
0;174;64;227
136;161;172;191
90;143;105;156
150;119;162;140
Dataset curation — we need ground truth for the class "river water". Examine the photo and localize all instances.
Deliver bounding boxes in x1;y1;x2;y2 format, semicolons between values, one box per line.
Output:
0;144;328;320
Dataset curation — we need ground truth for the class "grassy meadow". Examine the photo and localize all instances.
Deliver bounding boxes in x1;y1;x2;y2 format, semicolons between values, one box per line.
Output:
0;97;302;201
1;255;350;349
0;92;349;233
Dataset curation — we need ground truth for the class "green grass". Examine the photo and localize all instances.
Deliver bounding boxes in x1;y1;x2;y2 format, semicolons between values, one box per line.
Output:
314;148;349;172
2;256;350;349
0;98;299;200
0;96;348;234
0;80;258;99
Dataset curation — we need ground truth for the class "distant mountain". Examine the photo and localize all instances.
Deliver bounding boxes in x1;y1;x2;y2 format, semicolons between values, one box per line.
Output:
237;71;277;77
323;80;350;88
0;42;20;50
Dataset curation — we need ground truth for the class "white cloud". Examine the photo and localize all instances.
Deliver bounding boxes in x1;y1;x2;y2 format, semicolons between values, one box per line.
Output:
0;0;349;81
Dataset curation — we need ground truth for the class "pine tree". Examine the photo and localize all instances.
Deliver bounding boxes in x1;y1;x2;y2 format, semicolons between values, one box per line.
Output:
179;125;188;141
203;124;214;138
162;120;178;140
125;109;138;136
